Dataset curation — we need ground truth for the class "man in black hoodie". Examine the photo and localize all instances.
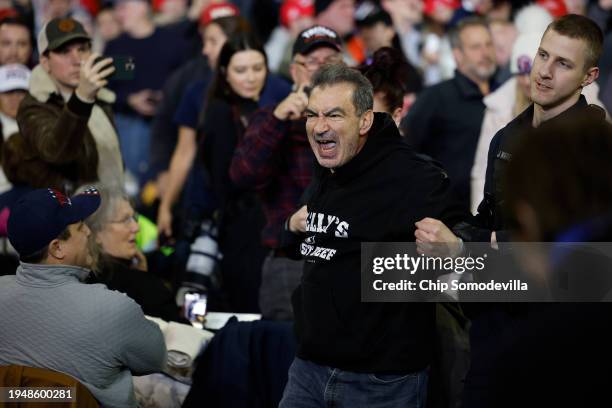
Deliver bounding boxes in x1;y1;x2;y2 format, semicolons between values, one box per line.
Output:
279;64;460;407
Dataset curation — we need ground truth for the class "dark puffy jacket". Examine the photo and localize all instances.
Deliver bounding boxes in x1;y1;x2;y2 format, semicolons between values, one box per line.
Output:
4;66;121;193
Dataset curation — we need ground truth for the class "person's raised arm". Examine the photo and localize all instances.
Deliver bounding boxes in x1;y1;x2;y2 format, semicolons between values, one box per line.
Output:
230;86;309;189
18;54;114;164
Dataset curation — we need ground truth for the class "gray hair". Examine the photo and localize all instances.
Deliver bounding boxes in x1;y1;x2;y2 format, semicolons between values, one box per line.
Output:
75;183;130;235
310;64;373;116
75;183;130;276
449;16;490;50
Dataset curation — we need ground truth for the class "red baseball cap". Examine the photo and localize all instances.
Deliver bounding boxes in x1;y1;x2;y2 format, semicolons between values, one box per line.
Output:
199;3;240;27
0;8;18;20
280;0;314;28
536;0;567;18
423;0;460;16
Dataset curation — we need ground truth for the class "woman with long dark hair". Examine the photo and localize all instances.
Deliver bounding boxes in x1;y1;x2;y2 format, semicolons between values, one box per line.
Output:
200;32;270;312
157;7;290;238
156;8;249;237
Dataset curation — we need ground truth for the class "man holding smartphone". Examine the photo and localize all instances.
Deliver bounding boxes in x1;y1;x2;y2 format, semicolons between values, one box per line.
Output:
8;17;123;193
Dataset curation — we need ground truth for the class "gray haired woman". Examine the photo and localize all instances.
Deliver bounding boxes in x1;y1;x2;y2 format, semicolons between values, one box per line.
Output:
79;184;182;322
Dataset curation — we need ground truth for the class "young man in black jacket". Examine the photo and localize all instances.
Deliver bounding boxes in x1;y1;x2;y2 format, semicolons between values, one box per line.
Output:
414;14;604;250
279;64;460;407
412;14;606;408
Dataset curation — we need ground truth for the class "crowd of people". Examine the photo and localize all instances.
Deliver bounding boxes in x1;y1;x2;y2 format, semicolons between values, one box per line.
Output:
1;0;612;406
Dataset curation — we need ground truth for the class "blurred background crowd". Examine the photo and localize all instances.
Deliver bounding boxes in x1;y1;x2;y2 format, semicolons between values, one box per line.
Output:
0;0;611;320
2;0;612;406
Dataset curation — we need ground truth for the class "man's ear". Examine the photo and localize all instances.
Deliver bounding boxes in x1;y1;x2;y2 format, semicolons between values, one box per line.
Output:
383;25;396;44
47;238;65;261
452;47;464;68
40;54;50;73
289;62;299;85
391;107;402;127
359;109;374;136
582;66;599;88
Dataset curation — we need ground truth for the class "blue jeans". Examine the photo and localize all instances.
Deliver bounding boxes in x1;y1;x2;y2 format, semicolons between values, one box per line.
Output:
279;357;428;408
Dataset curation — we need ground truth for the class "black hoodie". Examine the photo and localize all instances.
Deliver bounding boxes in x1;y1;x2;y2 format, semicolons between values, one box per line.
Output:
292;113;463;373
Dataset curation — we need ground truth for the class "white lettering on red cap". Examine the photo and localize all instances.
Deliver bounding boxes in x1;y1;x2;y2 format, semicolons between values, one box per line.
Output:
209;6;237;20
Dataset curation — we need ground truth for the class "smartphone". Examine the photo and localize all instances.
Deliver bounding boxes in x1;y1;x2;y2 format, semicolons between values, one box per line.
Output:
184;292;208;323
94;55;135;81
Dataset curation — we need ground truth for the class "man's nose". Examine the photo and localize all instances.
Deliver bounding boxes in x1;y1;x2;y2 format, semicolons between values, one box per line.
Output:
313;115;329;134
538;60;553;79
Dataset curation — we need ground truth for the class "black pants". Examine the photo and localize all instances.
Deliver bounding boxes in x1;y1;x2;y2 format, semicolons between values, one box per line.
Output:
218;203;267;313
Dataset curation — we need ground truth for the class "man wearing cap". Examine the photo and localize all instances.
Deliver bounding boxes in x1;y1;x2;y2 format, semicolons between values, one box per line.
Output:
10;17;123;193
0;187;166;407
230;25;342;320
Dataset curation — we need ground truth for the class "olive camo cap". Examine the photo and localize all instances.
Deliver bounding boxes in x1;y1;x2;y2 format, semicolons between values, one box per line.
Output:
37;17;91;55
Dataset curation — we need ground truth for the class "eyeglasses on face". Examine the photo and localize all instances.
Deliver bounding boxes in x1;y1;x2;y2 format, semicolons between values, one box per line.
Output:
109;213;139;225
293;55;343;71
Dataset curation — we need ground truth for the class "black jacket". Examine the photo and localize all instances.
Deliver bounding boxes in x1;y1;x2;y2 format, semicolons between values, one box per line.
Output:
402;70;497;213
89;255;183;322
459;97;608;407
200;97;259;211
454;95;607;242
292;113;462;373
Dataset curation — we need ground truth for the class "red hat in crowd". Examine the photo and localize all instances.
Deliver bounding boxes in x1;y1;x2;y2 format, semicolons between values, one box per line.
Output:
151;0;166;12
0;7;18;20
280;0;314;28
423;0;460;16
199;2;240;26
536;0;567;17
